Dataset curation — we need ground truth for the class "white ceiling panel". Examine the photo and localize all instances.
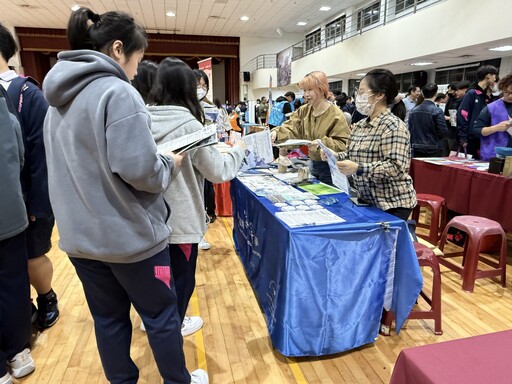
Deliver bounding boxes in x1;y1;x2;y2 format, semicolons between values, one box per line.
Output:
2;0;360;37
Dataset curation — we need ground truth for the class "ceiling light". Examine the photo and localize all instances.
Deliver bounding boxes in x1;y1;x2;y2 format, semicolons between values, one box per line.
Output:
410;61;433;66
71;4;80;11
166;11;175;17
297;22;307;26
319;6;331;11
489;45;512;52
356;73;366;76
240;16;249;21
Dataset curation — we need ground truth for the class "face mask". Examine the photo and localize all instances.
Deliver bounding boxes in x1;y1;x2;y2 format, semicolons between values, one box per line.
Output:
355;93;376;116
197;88;207;100
491;83;499;93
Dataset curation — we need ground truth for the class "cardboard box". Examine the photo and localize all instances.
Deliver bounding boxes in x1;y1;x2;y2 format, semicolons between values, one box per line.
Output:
502;156;512;178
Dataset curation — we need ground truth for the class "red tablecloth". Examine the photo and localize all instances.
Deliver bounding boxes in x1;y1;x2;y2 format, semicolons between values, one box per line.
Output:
410;159;512;232
390;330;512;384
214;181;232;216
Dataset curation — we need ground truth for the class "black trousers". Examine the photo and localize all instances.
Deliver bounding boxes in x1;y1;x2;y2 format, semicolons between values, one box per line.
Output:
0;231;31;377
204;180;216;217
169;243;199;323
70;248;190;384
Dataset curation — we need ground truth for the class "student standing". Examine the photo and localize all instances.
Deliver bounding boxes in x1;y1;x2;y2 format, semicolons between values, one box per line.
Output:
43;8;207;384
147;57;245;337
0;89;35;384
0;23;59;330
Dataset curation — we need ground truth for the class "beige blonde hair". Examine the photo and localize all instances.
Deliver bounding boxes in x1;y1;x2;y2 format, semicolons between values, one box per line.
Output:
298;71;329;99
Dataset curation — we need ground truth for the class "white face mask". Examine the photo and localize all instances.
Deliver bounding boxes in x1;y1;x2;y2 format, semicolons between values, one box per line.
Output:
491;83;499;93
355;93;376;116
197;88;207;100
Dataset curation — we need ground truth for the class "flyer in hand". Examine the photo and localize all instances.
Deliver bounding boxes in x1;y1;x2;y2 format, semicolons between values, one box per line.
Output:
157;124;218;155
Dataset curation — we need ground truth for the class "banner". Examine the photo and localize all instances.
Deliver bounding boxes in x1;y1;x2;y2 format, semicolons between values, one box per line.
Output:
276;47;292;86
198;57;213;101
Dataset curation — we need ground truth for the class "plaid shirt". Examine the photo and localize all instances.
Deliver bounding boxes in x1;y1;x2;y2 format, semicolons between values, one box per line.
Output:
339;110;416;211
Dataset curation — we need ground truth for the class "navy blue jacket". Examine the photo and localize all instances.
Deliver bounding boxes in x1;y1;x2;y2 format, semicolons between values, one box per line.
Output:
408;100;448;151
6;77;52;218
456;85;489;145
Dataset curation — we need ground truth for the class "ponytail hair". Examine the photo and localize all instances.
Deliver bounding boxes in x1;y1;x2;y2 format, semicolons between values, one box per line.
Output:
67;7;147;57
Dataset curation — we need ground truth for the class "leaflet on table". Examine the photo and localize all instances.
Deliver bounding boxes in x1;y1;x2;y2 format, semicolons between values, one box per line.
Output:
297;182;342;196
275;139;312;147
239;129;274;171
275;209;345;228
317;141;350;194
237;175;318;200
156;124;217;155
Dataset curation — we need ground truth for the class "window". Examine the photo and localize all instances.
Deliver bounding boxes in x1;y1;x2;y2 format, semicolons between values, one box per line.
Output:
357;1;381;31
434;59;501;85
348;79;362;98
394;71;415;92
329;80;343;94
325;15;346;40
395;0;427;14
305;29;321;51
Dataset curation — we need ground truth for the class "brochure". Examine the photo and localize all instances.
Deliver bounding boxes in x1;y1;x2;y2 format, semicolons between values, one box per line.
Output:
157;124;218;155
240;129;274;170
275;139;312;147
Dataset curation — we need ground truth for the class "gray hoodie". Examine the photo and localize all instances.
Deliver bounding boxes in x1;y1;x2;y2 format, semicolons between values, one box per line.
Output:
148;105;244;244
0;97;28;240
43;50;175;263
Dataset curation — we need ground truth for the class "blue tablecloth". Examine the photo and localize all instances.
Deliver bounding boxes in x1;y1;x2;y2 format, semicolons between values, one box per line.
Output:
231;178;423;357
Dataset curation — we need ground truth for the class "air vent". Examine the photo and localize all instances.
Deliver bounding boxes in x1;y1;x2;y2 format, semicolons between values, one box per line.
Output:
208;15;226;20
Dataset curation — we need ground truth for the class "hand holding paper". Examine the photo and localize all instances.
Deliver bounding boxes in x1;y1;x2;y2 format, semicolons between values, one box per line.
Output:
317;141;350;194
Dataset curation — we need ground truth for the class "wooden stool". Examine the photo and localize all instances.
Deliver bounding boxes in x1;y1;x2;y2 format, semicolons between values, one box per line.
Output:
380;242;442;335
411;194;447;245
438;216;507;293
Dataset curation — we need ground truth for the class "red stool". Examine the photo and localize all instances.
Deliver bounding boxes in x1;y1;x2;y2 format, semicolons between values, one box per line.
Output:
411;194;447;245
380;242;443;335
438;216;507;293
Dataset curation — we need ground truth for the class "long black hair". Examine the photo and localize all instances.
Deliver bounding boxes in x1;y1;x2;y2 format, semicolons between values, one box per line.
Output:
150;57;205;124
67;7;147;57
131;60;158;104
364;68;406;120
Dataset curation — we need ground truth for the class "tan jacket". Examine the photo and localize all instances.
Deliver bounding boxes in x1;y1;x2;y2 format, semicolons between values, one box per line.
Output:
272;103;350;161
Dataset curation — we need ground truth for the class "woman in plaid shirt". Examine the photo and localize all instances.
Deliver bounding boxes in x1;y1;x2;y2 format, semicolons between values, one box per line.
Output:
320;69;416;221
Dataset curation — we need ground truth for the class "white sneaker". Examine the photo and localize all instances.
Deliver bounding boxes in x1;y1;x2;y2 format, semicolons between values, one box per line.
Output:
8;348;35;378
181;316;204;337
190;368;208;384
140;320;146;332
198;238;211;250
0;372;13;384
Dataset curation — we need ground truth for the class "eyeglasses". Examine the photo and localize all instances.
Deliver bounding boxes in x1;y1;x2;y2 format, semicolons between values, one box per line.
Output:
354;88;374;98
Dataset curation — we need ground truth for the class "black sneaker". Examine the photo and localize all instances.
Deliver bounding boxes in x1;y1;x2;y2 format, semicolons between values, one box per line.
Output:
36;290;59;330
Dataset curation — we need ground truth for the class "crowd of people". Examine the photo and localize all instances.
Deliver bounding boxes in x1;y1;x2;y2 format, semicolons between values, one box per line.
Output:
1;5;511;384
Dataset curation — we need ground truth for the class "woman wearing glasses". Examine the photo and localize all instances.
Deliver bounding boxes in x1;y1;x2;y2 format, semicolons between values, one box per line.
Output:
319;69;416;221
270;71;350;185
